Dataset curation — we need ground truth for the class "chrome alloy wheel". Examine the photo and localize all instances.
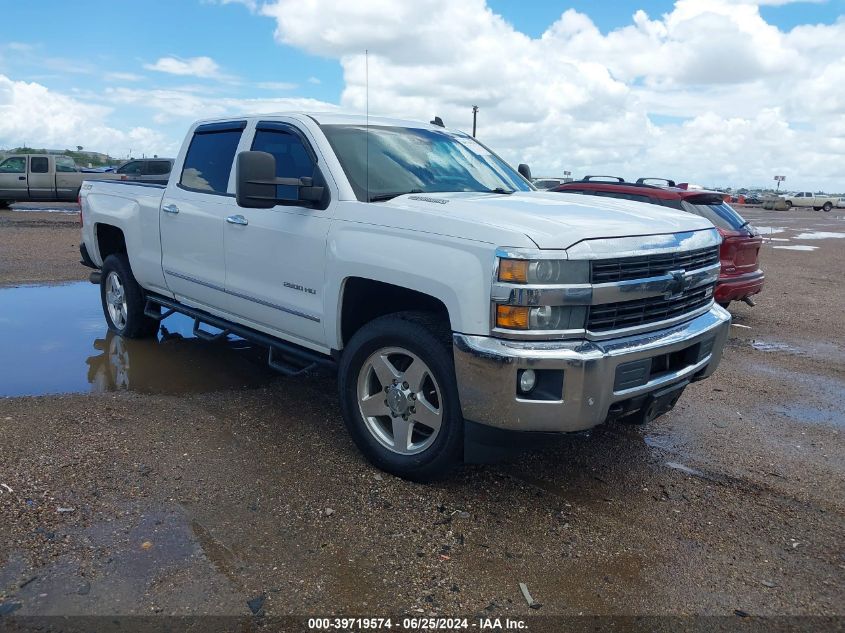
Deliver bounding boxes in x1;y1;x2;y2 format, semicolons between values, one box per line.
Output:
357;346;444;455
105;271;128;331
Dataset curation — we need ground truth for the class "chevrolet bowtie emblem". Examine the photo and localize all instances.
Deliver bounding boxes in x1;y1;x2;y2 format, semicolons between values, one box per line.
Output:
666;270;686;298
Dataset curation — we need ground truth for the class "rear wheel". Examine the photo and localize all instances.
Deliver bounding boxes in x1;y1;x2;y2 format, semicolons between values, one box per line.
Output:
823;202;832;212
784;201;793;209
100;254;159;339
338;312;463;481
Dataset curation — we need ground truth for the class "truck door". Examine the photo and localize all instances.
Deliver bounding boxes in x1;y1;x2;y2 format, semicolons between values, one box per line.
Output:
223;120;332;347
160;120;246;314
0;157;29;201
27;156;53;200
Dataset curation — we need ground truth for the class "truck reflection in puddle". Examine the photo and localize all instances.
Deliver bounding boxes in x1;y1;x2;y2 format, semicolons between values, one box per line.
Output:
0;282;276;397
86;328;277;395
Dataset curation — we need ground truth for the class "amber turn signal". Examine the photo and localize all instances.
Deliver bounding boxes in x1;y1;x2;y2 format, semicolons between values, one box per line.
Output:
498;259;528;283
496;305;530;329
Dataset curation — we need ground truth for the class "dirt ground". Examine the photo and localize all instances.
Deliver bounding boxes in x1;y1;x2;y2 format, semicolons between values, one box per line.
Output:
0;206;88;287
0;204;843;626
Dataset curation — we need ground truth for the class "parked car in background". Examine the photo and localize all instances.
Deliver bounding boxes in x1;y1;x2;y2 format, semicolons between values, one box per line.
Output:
78;114;731;479
779;191;837;211
0;154;120;206
115;158;175;185
553;177;764;308
532;177;570;190
836;197;845;209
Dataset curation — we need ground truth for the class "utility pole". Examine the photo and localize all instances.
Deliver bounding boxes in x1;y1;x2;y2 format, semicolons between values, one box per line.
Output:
472;105;478;137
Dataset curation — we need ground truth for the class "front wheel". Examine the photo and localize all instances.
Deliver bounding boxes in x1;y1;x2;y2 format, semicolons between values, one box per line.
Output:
784;201;793;209
100;254;159;339
338;312;463;481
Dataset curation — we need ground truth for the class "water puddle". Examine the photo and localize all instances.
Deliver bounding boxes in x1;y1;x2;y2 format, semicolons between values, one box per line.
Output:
751;340;801;353
664;461;706;477
753;226;786;235
773;404;844;427
793;231;845;240
0;282;278;397
773;245;818;251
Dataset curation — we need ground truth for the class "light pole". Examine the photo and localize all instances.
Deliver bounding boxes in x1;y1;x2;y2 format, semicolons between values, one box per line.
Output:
472;105;478;137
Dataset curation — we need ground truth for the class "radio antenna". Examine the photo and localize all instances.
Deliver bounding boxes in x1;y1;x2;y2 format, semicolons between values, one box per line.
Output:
365;49;369;203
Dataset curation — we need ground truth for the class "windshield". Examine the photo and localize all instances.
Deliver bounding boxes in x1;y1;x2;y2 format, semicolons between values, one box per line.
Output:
321;124;532;201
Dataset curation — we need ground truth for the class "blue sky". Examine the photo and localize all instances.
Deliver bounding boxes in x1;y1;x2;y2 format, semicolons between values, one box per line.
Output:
2;1;844;188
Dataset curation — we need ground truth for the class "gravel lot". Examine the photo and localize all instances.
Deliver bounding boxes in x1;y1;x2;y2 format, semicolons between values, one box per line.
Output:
0;204;843;623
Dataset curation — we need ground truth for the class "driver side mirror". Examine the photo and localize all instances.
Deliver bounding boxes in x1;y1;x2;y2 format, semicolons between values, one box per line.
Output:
518;163;532;181
236;150;324;209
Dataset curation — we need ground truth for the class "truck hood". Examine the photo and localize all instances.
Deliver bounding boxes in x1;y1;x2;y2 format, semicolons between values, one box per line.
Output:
384;191;715;249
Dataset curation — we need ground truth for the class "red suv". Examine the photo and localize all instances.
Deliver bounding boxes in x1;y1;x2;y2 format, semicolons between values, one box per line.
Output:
553;177;764;308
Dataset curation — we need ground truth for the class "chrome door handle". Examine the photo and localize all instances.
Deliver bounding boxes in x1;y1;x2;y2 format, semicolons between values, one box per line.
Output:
162;204;180;214
226;214;248;226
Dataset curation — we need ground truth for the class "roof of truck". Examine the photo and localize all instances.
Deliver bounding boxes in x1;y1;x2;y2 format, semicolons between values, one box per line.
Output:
191;112;456;132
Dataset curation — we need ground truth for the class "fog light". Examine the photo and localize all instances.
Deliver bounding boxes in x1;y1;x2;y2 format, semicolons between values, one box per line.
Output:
518;369;537;393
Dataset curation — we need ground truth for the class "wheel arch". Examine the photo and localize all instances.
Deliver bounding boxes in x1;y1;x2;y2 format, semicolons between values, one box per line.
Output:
95;223;127;262
338;277;451;347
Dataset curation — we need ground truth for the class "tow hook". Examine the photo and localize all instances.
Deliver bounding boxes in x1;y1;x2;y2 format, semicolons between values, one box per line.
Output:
743;296;756;307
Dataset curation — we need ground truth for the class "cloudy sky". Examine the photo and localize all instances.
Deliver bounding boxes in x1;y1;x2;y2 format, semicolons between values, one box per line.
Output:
1;0;843;190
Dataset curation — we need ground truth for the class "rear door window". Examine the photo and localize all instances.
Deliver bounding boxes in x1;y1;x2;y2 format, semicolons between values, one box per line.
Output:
681;199;747;230
180;121;246;194
30;157;49;173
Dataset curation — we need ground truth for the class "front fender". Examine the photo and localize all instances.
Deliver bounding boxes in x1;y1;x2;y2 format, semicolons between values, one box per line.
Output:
324;223;498;349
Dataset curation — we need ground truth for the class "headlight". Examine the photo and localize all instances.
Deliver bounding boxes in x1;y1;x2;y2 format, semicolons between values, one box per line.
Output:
496;305;586;330
498;259;588;284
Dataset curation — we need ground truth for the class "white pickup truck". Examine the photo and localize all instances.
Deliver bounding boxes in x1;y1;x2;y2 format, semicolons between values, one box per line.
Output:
79;113;731;480
779;191;837;211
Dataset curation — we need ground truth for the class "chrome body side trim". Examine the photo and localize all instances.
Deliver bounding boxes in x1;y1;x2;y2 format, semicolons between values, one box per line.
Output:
163;269;321;322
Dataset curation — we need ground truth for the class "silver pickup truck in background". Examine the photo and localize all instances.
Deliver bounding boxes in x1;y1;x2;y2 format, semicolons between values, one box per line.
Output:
0;154;120;206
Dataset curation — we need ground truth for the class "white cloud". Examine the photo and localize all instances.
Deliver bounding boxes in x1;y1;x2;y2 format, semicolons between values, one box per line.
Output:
144;56;227;80
257;80;298;90
104;71;145;83
104;86;337;124
0;75;170;155
254;0;845;190
307;76;321;84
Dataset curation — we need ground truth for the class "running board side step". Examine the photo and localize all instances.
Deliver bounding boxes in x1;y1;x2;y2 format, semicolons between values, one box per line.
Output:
144;295;335;377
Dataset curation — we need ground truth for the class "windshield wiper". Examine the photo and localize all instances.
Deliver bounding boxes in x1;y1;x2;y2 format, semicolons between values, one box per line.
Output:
368;189;422;202
486;187;514;194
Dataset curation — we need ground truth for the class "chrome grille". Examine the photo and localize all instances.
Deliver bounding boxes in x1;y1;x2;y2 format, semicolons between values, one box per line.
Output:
587;284;714;332
591;246;720;284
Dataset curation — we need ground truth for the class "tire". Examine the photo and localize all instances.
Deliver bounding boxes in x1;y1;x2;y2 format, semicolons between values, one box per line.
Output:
823;202;832;212
718;301;731;309
338;311;463;481
813;206;821;211
100;253;159;339
784;201;792;209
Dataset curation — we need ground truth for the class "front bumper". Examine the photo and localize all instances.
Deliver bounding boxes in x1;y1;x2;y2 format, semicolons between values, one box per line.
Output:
453;305;731;433
715;270;764;303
